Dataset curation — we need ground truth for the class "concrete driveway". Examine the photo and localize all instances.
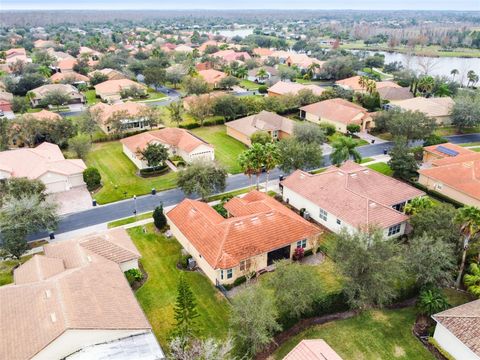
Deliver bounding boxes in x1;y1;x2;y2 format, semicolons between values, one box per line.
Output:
48;186;93;216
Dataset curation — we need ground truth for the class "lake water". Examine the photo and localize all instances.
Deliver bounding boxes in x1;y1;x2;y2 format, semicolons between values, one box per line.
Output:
359;50;480;85
216;28;254;38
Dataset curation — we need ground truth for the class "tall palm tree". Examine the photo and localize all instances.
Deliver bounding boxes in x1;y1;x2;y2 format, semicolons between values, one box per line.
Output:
262;142;280;192
256;68;268;81
450;69;459;82
306;63;321;80
467;70;478;88
464;263;480;297
358;76;368;90
238;151;256;187
454;206;480;288
330;136;362;166
236;66;248;79
417;76;435;97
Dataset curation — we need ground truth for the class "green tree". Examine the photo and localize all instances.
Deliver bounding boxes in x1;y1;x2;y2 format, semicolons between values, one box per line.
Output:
68;134;92;159
11;96;30;114
404;196;434;215
172;275;200;340
182;76;209;95
464;263;480;297
0;117;10;151
143;67;166;89
242;143;266;189
407;233;456;288
77;111;98;140
212;95;245;121
330;136;362;165
346;123;361;135
218;75;239;90
40;89;72;111
293;122;325;145
238;151;256;187
332;228;407;309
375;109;437;141
177;161;227;200
451;92;480;132
0;178;46;207
89;72;109;86
230;285;281;356
140;143;168;168
417;76;435;96
153;205;167;230
277;138;323;172
250;131;271;145
388;136;419;181
188;95;214;127
450;69;459;82
167;101;184;127
416;288;450;316
454;206;480;288
83;167;102;191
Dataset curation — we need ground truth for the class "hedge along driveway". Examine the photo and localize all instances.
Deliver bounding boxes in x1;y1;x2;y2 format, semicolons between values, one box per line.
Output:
86;141;177;204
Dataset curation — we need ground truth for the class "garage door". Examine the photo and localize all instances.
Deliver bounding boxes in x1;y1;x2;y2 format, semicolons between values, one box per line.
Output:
45;180;68;193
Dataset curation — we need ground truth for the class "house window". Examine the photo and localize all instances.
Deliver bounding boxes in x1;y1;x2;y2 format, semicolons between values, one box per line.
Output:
434;183;443;190
319;208;328;221
272;130;279;139
240;259;251;271
220;270;224;280
393;202;406;212
388;224;402;237
227;269;233;279
296;239;307;249
336;218;341;225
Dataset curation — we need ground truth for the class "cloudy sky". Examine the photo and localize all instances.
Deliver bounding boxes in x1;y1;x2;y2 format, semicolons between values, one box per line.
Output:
3;0;480;10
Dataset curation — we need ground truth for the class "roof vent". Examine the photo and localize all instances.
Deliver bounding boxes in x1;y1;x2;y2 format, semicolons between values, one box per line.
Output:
234;221;243;226
463;162;473;168
369;202;377;208
350;173;357;178
45;289;51;299
87;255;92;262
50;313;57;323
250;216;259;222
363;169;369;174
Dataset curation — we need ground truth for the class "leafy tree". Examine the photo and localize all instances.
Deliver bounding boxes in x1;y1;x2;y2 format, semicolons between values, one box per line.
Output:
451;91;480;132
40;89;71;111
83;167;102;191
330;136;362;165
423;134;448;146
407;233;456;288
48;118;77;148
73;58;90;76
320;56;357;80
68;134;92;159
241;143;266;189
0;194;58;259
464;263;480;297
143;67;166;89
77;111;98;140
454;206;480;288
89;72;109;86
32;50;55;67
250;131;272;145
182;76;209;95
374;109;436;141
6;73;45;96
365;55;384;70
417;288;450;316
11;96;30;113
212;95;245;121
0;178;46;207
153;205;167;230
296;89;319;106
218;75;239;90
188;96;214;126
140;143;168;168
268;260;322;320
293;122;325;145
0;117;9;151
166;67;187;88
168;101;184;126
346;123;361;135
277;138;323;172
230;285;281;356
262;142;280;191
172;275;200;340
404;196;434;215
120;85;146;100
332;228;407;309
238;151;256;187
278;66;298;81
388;136;419;181
177;161;227;200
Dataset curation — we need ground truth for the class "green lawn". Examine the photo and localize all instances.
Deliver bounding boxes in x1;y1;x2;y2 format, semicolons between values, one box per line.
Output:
190;125;247;174
84;89;100;105
367;162;393;176
108;211;154;228
133;89;167;102
434;126;480;137
442;288;475;307
205;186;255;202
86;141;178;204
273;307;433;360
0;255;35;286
360;157;374;164
328;133;369;147
459;142;480;147
128;225;230;346
239;79;260;91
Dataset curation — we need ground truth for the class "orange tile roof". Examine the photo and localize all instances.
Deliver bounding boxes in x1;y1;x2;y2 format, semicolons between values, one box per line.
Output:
56;58;77;70
268;81;325;96
29;109;62;122
336;76;401;92
253;47;274;57
284;339;343;360
94;79;146;95
390;97;454;118
300;98;369;125
50;71;89;83
282;161;424;229
225;110;294;137
167;191;320;269
90;101;148;125
198;69;227;85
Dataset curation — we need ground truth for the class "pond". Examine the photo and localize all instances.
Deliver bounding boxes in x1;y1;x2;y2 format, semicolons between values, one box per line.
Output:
215;28;254;38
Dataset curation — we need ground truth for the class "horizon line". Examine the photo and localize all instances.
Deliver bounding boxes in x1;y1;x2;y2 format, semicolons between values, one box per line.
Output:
2;8;479;11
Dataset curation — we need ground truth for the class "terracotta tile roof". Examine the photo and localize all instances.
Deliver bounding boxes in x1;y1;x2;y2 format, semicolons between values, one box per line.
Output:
88;68;127;80
283;339;343;360
268;81;325;96
226;110;294;137
0;142;86;179
212;49;251;62
424;143;473;161
198;69;227;85
300;98;369;125
281;161;424;229
198;40;224;52
391;97;454;118
253;48;274;57
94;79;146;95
287;54;325;69
0;91;13;103
30;83;82;100
90;101;148;125
0;229;149;360
433;300;480;357
28;109;62;122
56;58;77;71
378;86;413;101
167;191;320;269
120;127;212;154
336;76;401;92
50;71;89;83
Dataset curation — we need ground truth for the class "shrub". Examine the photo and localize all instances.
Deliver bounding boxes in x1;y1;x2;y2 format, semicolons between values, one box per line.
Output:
233;275;247;287
139;165;169;177
153;205;167;230
319;122;336;136
346;123;361;134
423;134;448;146
180;254;192;269
258;85;268;94
83;167;101;191
124;268;143;285
292;247;305;261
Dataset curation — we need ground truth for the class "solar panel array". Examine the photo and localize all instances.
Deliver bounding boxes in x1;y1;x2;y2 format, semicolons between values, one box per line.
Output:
436;145;459;157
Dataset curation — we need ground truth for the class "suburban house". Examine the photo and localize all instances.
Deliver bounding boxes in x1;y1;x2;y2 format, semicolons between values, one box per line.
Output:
88;68;127;81
284;340;343;360
211;49;252;63
174;44;194;53
389;97;455;124
28;109;63;122
0;142;86;193
167;190;321;285
0;91;13;112
336;76;401;93
267;81;325;97
33;39;56;48
0;228;165;360
28;83;85;107
78;46;102;66
198;69;227;87
183;91;227;111
55;58;78;73
377;86;413;101
281;161;425;237
226;110;294;146
120;128;214;169
90;101;152;133
285;54;325;72
419;143;480;207
94;79;147;102
50;71;89;85
247;66;278;83
5;48;31;68
253;47;274;58
432;299;480;360
299;98;373;132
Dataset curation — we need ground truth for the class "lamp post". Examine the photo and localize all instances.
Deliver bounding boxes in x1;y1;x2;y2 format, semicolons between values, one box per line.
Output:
133;195;137;221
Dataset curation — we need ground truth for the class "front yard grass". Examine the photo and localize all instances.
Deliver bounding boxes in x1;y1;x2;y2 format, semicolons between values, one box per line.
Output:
108;211;154;228
328;132;369;147
0;255;35;286
128;224;230;346
239;79;260;91
86;141;177;204
84;89;100;105
434;126;480;137
367;162;393;176
273;307;433;360
133;88;167;102
190;125;247;174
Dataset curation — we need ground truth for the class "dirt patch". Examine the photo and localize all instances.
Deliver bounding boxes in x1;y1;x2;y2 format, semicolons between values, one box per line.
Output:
394;345;405;357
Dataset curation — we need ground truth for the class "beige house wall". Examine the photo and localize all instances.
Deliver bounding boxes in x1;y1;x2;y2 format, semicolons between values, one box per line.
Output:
419;173;480;207
226;126;252;146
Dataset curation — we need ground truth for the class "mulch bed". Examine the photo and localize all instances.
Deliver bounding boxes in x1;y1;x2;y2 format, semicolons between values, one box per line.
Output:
131;262;148;291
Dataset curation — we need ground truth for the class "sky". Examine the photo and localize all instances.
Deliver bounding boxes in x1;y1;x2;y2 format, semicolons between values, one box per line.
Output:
2;0;480;11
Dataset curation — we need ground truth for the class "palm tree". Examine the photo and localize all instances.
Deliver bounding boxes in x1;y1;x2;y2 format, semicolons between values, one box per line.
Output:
467;70;477;88
223;65;233;76
416;289;450;316
256;68;268;81
238;151;256;187
450;69;459;82
236;66;248;80
306;63;321;80
38;65;51;78
454;206;480;288
464;263;480;297
330;136;362;166
417;76;435;97
358;76;369;90
404;196;434;215
262;142;280;192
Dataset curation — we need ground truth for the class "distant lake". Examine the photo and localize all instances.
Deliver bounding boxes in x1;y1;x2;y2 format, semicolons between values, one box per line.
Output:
216;28;254;38
358;50;480;85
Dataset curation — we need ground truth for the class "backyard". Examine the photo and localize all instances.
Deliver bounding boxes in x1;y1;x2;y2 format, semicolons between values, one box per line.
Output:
128;224;230;346
273;307;434;360
86;141;177;204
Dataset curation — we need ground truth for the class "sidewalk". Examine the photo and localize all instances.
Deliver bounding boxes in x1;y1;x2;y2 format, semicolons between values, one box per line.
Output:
356;131;388;144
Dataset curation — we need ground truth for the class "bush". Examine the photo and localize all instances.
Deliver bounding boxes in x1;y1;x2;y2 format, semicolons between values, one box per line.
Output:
139;165;169;177
83;167;101;191
423;134;448;146
124;268;143;285
233;275;247;287
319;122;336;136
180;254;192;269
258;85;268;94
292;247;305;261
153;205;167;230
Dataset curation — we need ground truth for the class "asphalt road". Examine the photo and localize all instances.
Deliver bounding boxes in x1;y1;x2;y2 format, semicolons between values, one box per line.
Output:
29;133;480;240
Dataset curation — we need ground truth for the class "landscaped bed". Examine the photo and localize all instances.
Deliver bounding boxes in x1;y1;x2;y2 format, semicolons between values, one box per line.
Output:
128;224;230;346
86;141;177;204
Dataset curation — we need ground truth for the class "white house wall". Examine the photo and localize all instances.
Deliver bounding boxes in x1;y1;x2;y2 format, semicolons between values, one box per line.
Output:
433;323;479;360
120;259;139;272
